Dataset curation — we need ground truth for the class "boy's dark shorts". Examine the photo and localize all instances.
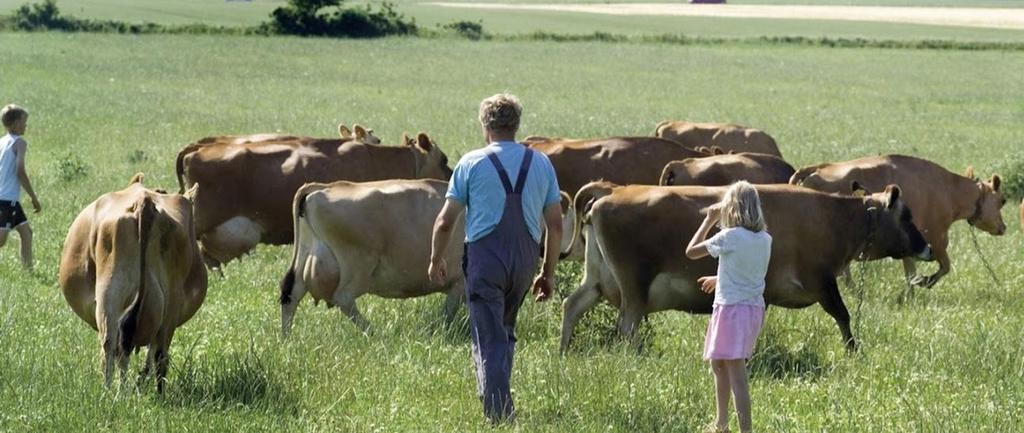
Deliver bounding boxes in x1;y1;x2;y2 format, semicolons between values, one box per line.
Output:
0;200;28;230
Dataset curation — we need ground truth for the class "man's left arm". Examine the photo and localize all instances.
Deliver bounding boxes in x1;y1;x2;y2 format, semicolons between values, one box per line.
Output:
533;158;563;301
429;198;465;285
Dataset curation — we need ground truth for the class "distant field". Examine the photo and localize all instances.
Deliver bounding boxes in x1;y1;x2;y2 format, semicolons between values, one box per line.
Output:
0;32;1022;432
3;0;1024;41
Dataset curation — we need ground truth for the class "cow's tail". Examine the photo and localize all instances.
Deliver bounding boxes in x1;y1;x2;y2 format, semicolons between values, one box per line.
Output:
175;144;199;194
120;195;157;356
280;183;319;306
567;181;619;258
789;164;823;185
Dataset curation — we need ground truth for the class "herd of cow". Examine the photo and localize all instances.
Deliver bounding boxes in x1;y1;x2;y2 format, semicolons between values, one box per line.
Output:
54;120;1015;391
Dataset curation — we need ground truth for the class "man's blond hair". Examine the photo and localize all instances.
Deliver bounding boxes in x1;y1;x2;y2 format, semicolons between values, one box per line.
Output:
1;104;28;129
478;93;522;133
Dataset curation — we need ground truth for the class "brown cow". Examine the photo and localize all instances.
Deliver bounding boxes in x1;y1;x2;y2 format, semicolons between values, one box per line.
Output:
279;180;576;335
522;136;709;197
790;154;1006;288
655;121;782;157
59;175;207;391
176;132;452;268
660;153;796;186
560;182;933;352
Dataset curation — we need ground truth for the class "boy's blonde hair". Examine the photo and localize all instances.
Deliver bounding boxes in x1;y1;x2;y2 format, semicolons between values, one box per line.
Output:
1;104;28;129
713;181;767;232
478;93;522;133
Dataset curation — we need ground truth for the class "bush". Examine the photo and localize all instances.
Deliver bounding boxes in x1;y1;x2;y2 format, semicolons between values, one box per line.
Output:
6;0;71;31
442;20;484;40
992;157;1024;201
53;153;89;182
267;0;416;38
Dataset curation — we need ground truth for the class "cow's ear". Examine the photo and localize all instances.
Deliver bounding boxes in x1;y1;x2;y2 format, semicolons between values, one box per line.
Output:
964;166;976;181
850;180;868;197
885;184;902;209
401;133;411;147
338;124;352;139
991;174;1002;191
353;124;368;141
129;172;144;185
416;132;434;152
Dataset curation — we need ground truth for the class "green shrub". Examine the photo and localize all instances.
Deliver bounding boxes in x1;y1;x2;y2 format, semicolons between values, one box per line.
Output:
442;20;484;40
267;0;416;38
992;157;1024;201
53;153;89;182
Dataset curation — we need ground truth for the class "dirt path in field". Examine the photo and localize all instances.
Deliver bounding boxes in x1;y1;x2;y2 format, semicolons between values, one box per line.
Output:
429;3;1024;30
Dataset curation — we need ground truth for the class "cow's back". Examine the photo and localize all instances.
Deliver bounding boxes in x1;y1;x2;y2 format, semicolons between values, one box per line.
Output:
532;137;703;195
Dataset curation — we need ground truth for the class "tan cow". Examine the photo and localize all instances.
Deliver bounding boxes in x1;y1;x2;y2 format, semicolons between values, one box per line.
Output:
790;154;1006;288
655;121;782;157
59;175;207;391
176;132;452;268
279;180;577;335
523;136;709;197
660;153;796;186
560;182;933;352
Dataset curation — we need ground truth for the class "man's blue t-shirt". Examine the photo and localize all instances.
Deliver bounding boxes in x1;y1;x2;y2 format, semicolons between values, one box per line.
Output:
446;141;561;243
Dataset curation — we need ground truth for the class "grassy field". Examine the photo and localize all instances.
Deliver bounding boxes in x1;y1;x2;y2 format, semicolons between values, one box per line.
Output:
0;31;1022;432
4;0;1024;41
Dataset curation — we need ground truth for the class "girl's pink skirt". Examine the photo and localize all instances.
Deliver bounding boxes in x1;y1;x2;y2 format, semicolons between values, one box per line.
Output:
703;304;765;361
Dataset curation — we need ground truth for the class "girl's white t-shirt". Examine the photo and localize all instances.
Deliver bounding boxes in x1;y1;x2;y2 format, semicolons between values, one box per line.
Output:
705;226;772;307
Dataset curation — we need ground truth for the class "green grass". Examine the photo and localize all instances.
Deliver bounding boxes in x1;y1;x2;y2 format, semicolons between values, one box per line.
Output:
1;32;1023;432
3;0;1024;42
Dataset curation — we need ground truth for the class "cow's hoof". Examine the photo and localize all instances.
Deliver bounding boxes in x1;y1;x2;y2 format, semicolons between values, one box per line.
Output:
917;275;940;289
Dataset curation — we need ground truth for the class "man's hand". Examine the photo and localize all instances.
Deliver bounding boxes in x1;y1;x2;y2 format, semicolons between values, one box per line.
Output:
30;197;41;213
428;257;447;285
698;276;718;294
532;274;555;302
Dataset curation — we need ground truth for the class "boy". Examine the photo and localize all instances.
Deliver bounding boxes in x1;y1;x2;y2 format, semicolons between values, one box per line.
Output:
0;104;41;269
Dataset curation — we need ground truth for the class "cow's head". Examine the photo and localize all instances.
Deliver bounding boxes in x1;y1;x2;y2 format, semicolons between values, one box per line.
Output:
660;159;695;186
858;184;933;262
964;167;1006;235
405;132;453;180
339;123;381;145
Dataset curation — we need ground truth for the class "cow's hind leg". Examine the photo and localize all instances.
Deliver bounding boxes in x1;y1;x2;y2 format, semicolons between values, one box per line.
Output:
442;282;466;326
153;328;175;394
333;291;370;333
818;276;857;352
560;283;603;354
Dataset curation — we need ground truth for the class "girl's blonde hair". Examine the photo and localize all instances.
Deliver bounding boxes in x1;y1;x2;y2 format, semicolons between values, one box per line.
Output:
711;181;767;232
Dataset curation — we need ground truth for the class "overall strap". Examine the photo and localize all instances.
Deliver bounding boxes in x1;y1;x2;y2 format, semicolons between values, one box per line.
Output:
512;149;534;195
485;151;514;194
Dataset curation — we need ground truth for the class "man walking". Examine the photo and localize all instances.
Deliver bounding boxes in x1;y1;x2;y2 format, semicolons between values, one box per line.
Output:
429;93;563;423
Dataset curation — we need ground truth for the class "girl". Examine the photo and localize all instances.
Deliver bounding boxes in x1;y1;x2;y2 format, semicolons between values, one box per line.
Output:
685;181;771;433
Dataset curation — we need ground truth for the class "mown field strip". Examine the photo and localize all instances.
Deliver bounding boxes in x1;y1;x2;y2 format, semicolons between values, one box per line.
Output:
430;2;1024;29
